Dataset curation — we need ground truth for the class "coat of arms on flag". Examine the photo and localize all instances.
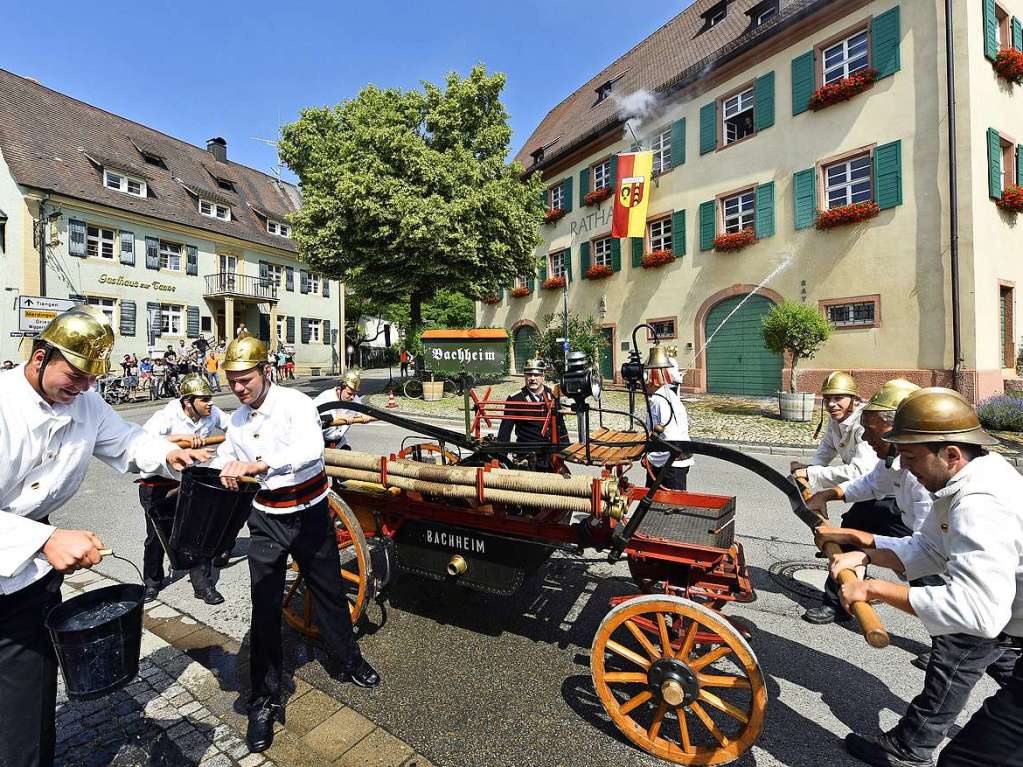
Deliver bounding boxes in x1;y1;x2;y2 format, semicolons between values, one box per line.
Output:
611;151;654;238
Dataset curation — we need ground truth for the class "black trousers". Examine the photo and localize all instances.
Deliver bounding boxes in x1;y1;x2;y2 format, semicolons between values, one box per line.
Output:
247;498;361;707
646;465;689;491
0;569;62;767
889;633;1020;761
139;484;211;592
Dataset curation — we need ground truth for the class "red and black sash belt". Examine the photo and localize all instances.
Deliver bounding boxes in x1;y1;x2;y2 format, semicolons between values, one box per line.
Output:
137;476;179;488
255;471;329;509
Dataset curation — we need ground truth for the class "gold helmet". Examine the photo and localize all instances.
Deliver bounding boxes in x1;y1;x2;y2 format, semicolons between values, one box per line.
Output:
863;378;920;412
524;358;547;375
38;304;115;376
822;371;858;398
222;333;268;372
341;368;362;392
883;387;998;446
178;373;213;398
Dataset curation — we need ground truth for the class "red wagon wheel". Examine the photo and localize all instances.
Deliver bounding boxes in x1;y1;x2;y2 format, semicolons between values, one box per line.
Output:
591;594;766;766
282;490;373;639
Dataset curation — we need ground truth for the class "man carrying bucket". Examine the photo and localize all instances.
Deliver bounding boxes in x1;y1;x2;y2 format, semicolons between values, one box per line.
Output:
312;368;363;450
139;373;232;605
213;333;380;754
0;306;210;767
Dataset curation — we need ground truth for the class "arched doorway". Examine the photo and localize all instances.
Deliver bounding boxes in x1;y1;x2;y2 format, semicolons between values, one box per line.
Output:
513;325;537;374
703;295;782;395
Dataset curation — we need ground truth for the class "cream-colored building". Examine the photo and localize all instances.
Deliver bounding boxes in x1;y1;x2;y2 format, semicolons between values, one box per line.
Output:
0;70;341;373
482;0;1023;402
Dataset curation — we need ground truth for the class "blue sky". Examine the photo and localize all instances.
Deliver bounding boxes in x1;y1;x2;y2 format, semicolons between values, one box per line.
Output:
4;1;693;181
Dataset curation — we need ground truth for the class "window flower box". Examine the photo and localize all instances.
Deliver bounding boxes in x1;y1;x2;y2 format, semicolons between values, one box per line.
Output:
997;184;1023;214
482;294;501;305
543;276;566;290
584;187;614;207
713;228;756;252
544;207;567;224
994;48;1023;85
808;68;878;111
641;250;674;269
511;286;531;298
584;264;613;280
815;201;880;230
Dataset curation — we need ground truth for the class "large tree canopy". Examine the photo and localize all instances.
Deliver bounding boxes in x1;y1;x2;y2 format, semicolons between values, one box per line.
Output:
279;65;544;334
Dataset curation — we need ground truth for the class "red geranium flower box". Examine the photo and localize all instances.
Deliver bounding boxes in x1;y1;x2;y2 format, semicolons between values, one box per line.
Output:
808;68;878;111
584;187;614;207
585;264;613;280
997;184;1023;214
510;286;531;298
544;207;567;223
543;276;566;290
713;228;756;252
994;48;1023;85
482;294;501;305
641;250;674;269
815;201;880;230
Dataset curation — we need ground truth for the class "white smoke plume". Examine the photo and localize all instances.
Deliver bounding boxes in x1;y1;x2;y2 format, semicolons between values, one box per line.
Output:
613;89;661;143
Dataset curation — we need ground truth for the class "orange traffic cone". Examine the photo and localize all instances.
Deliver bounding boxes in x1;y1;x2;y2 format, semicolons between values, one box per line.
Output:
386;389;398;408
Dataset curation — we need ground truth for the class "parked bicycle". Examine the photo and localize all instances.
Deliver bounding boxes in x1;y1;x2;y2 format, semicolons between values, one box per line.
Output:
401;371;480;399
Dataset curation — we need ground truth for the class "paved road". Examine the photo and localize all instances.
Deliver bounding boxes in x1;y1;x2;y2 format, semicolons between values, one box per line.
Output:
63;384;999;767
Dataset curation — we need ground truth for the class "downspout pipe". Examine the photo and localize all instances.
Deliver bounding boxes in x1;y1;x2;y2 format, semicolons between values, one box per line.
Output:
38;194;49;297
945;0;962;391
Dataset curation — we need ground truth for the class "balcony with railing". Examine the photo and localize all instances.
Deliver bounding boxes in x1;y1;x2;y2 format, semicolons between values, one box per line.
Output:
204;272;278;302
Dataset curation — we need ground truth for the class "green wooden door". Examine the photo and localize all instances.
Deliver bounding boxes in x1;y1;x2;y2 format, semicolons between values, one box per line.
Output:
513;326;536;374
599;327;615;381
704;295;782;395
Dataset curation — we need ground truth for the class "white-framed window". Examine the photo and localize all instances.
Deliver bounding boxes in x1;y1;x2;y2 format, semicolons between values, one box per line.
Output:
160;304;183;335
159;240;182;270
650;127;672;175
592;236;613;267
708;5;726;26
722;87;755;145
103;169;146;197
86;225;115;259
267;263;284;288
822;30;869;85
549;250;567;278
308;274;321;295
549;183;565;210
199;199;232;221
85;296;116;325
267;220;291;238
276;315;287;341
722;190;755;233
308;319;322;343
756;7;777;25
592;159;611;190
1000;136;1016;194
824;154;873;209
647;318;677;339
649;217;673;252
825;301;876;327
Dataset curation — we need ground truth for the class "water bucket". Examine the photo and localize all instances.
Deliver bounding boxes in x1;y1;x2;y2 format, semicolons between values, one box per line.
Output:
169;467;258;565
423;381;444;401
45;557;144;701
778;391;816;422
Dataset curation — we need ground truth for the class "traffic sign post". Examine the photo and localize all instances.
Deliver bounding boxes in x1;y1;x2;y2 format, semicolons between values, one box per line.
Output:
17;296;77;334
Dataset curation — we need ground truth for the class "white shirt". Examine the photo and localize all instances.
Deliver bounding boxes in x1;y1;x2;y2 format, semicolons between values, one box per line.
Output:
806;406;878;492
840;455;931;533
141;400;231;478
213;384;327;514
311;388;361;447
875;453;1023;639
0;365;178;594
645;384;694;469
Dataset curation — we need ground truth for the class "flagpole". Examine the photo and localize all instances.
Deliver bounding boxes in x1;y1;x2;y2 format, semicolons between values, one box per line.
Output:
562;276;569;371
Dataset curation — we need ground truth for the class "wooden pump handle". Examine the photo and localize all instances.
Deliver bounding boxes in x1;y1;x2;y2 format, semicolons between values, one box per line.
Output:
820;540;890;648
171;435;225;448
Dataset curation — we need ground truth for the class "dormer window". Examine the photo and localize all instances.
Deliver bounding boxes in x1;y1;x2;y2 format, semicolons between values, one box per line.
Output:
267;220;291;238
531;147;545;165
708;5;726;27
748;0;778;27
756;6;777;25
595;82;613;104
104;169;146;197
215;177;236;192
199;199;231;221
141;152;166;169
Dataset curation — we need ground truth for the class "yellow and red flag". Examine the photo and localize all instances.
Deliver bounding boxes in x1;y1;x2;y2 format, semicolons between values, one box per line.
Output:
612;151;654;238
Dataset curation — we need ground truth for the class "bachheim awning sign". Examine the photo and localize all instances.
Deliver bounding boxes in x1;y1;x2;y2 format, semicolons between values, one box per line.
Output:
421;328;508;376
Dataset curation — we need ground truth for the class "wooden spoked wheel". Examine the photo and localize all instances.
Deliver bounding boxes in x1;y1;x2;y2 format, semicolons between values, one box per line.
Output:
591;594;766;766
397;442;460;465
282;491;373;639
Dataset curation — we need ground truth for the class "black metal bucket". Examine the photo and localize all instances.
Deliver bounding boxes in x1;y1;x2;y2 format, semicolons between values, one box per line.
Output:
169;466;257;564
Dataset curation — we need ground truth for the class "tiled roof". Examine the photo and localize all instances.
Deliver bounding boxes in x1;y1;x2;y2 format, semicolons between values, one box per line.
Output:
516;0;825;170
0;68;300;253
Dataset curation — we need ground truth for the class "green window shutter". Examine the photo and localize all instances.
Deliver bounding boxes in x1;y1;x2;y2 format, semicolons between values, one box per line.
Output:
1017;146;1023;190
671;118;686;167
988;128;1003;199
539;259;547;282
579;167;590;206
875;140;904;209
527;275;535;292
541;188;549;208
631;236;644;267
984;0;998;60
1014;17;1023;50
755;182;775;238
791;51;815;116
672;209;686;258
563;177;573;213
610;155;618;189
611;238;622;272
871;6;901;80
580;240;591;277
793;168;817;229
565;248;573;282
699;201;716;250
754;72;775;131
699;102;717;155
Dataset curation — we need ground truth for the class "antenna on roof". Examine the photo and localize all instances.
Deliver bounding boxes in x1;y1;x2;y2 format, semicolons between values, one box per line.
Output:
250;136;284;182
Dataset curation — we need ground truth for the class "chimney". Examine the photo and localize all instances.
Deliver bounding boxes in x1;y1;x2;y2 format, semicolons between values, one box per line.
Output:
206;137;227;163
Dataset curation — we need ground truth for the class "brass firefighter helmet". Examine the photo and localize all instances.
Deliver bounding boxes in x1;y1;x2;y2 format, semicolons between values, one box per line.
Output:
38;304;115;376
524;358;547;375
178;373;213;398
863;378;920;412
883;387;998;446
222;333;268;372
341;368;362;392
822;371;859;398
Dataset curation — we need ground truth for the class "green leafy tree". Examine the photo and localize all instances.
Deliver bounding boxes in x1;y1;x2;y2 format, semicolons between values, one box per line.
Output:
531;312;607;380
761;301;833;393
278;65;545;337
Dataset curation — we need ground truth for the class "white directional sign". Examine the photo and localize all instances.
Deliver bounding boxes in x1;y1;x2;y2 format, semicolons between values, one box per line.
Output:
17;295;78;334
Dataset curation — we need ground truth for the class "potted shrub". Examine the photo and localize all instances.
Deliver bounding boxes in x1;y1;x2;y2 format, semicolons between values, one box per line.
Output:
761;300;833;421
641;250;674;269
997;184;1023;214
585;264;613;280
815;201;880;230
544;207;567;224
584;187;614;206
993;48;1023;84
713;228;756;252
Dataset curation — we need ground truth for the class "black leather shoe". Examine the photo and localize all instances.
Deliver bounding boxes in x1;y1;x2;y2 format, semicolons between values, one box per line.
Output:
845;732;934;767
213;553;231;568
143;584;160;603
802;605;838;624
194;586;225;605
344;658;381;688
246;701;282;753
